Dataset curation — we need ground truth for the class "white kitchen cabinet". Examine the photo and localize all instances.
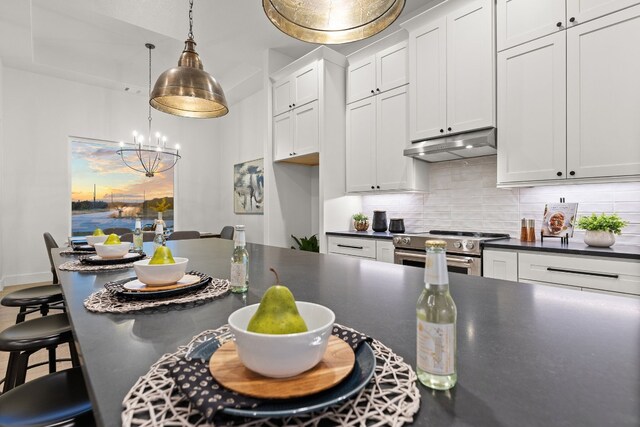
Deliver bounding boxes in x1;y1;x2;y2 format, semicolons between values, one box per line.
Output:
497;33;567;183
483;249;518;281
567;0;640;26
346;86;428;193
273;101;319;162
328;236;395;263
376;240;396;264
566;5;640;179
497;0;565;51
272;62;318;117
407;0;494;142
347;42;407;104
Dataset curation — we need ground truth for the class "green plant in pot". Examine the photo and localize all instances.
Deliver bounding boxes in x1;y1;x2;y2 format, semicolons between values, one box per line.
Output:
291;234;320;252
352;213;369;231
576;213;628;247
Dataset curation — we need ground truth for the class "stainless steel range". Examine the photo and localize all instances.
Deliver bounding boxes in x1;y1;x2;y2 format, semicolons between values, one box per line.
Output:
393;230;510;276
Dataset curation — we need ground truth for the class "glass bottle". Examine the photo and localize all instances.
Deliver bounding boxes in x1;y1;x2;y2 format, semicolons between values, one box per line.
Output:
133;218;143;253
416;240;457;390
230;225;249;293
153;223;165;251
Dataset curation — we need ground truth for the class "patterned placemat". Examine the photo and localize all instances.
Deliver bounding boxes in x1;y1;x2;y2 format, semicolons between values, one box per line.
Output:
60;249;96;256
59;259;138;271
84;277;230;314
121;324;420;426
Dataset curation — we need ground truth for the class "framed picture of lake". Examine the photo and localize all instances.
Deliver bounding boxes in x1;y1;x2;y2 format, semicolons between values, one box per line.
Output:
234;158;264;214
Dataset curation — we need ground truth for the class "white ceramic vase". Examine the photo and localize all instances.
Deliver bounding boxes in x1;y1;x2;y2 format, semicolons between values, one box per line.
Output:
583;230;616;247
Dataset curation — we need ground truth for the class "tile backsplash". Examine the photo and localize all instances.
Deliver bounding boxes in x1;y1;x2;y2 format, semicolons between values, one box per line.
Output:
361;156;640;246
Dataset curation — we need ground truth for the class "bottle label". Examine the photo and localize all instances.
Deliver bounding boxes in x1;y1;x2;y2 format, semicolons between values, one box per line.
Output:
417;320;455;375
230;263;247;286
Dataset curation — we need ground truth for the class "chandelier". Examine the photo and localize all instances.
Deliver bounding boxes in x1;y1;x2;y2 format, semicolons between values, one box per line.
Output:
117;43;181;178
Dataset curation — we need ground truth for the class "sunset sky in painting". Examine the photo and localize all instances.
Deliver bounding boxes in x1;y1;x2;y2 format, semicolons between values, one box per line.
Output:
71;140;174;204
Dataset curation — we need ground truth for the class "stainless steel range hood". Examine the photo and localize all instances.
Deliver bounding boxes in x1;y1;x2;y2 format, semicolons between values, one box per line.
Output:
404;127;496;162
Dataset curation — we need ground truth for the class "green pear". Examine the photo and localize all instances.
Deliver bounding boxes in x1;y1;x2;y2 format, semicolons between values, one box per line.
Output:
149;246;176;265
104;233;121;245
247;268;308;334
92;228;105;236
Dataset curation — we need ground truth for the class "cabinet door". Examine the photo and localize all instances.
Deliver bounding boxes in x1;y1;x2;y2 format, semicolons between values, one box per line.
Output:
376;42;408;93
273;77;292;117
446;0;495;134
409;16;447;141
293;62;318;108
497;33;567;184
292;101;319;157
376;240;396;263
273;112;293;161
346;98;377;192
567;5;640;179
376;86;413;190
497;0;566;51
567;0;640;25
347;56;376;104
483;250;518;281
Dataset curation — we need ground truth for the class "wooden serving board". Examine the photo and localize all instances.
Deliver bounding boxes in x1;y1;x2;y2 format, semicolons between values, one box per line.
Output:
209;335;355;399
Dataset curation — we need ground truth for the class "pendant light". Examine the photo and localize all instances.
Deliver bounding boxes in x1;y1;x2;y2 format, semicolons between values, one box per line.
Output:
150;0;228;118
263;0;405;44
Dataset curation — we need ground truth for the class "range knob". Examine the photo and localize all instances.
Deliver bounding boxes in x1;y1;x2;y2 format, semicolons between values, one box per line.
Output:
453;241;462;249
402;237;411;245
466;241;475;249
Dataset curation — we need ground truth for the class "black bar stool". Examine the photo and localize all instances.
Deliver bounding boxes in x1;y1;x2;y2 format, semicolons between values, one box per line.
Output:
0;367;94;427
0;313;79;392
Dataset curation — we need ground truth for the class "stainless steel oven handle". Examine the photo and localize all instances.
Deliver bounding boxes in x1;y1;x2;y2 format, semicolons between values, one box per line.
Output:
394;250;427;263
445;256;475;267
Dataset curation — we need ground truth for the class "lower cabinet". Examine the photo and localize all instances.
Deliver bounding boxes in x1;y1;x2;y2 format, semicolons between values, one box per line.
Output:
327;236;395;263
483;249;640;296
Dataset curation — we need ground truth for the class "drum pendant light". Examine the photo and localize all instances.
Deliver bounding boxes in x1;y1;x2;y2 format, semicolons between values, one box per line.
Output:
150;0;228;118
263;0;406;44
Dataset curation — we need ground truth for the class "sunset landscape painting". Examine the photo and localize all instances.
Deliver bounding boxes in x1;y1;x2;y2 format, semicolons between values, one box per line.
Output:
70;139;174;236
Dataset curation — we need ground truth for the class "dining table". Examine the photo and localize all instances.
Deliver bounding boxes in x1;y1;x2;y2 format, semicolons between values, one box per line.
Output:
53;238;640;427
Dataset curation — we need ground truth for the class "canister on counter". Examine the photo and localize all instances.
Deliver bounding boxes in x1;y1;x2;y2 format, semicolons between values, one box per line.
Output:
526;219;536;242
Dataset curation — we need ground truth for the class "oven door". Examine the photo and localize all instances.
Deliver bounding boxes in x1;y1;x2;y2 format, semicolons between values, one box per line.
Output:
394;249;481;276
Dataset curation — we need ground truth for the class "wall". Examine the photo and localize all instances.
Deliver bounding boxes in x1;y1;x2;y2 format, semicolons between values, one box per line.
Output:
0;58;4;288
362;156;640;246
0;66;218;287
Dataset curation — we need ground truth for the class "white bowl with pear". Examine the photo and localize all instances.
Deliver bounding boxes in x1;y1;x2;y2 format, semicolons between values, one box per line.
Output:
228;269;335;378
93;234;131;258
86;233;108;247
133;246;188;286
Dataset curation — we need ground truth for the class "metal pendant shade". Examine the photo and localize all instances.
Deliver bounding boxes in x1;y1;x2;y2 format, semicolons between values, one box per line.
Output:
263;0;405;44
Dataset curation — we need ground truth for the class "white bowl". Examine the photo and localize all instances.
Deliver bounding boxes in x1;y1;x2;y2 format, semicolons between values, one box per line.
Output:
133;257;189;286
228;301;335;378
93;242;131;259
85;235;108;247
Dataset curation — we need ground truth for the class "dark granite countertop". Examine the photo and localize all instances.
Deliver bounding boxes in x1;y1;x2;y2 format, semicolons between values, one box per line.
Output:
55;239;640;427
326;230;395;239
484;238;640;260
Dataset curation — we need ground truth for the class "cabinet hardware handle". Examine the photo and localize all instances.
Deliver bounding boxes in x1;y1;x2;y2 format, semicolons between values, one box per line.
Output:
337;244;364;250
557;171;563;176
556;21;562;27
292;103;295;107
569;17;576;23
447;127;452;131
546;267;619;279
288;104;291;108
376;88;380;92
371;186;375;189
292;152;296;155
289;152;293;156
569;171;575;176
371;89;375;94
440;129;444;133
376;185;380;189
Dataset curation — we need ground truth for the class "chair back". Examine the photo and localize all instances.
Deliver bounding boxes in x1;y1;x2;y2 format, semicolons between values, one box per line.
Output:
167;231;201;241
43;232;59;284
103;227;132;236
220;226;235;240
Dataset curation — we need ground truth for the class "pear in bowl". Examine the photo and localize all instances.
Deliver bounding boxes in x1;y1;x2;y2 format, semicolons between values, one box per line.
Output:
94;234;130;258
133;246;188;286
86;228;108;246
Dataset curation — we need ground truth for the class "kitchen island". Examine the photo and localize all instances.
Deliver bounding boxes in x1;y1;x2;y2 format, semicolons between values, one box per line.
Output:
54;238;640;427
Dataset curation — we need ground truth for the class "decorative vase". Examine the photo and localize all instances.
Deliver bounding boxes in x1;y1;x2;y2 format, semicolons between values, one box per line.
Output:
388;218;405;233
372;210;388;232
583;230;616;247
354;220;369;231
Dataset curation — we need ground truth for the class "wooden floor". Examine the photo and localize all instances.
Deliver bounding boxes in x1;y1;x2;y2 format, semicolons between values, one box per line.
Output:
0;283;72;388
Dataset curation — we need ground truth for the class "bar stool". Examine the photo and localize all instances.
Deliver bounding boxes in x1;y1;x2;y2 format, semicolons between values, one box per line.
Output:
0;367;94;427
1;233;65;324
0;313;79;392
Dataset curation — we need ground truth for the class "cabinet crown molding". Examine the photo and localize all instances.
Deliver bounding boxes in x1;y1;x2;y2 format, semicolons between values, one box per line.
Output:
270;46;347;82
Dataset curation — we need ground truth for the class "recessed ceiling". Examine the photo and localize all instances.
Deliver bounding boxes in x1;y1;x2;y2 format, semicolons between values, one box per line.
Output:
0;0;440;100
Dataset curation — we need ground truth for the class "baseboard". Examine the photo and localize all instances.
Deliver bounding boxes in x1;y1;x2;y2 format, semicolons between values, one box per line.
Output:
1;271;51;288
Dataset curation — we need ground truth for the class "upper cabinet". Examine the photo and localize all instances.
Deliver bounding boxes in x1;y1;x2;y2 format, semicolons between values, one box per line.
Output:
497;3;640;185
404;0;495;142
273;62;318;117
498;0;640;51
347;42;408;104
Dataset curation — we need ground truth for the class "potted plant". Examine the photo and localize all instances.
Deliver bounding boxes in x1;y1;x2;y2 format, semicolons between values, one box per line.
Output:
352;213;369;231
291;234;320;253
576;213;628;247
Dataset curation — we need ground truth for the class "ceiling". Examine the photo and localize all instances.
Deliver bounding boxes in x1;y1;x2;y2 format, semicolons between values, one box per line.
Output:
0;0;440;100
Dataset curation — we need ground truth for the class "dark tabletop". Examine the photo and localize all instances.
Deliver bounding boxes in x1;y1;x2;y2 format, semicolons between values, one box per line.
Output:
54;239;640;427
483;238;640;260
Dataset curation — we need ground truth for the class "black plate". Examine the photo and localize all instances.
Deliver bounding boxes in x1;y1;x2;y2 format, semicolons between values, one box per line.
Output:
104;271;212;300
72;243;96;252
80;252;146;266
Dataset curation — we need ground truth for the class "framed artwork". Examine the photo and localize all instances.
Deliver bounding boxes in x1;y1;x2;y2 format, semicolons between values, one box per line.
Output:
234;158;264;214
542;202;579;237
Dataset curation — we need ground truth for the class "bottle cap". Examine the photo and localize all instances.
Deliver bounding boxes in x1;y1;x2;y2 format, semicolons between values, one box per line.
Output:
522;218;527;226
425;240;446;249
235;225;245;231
